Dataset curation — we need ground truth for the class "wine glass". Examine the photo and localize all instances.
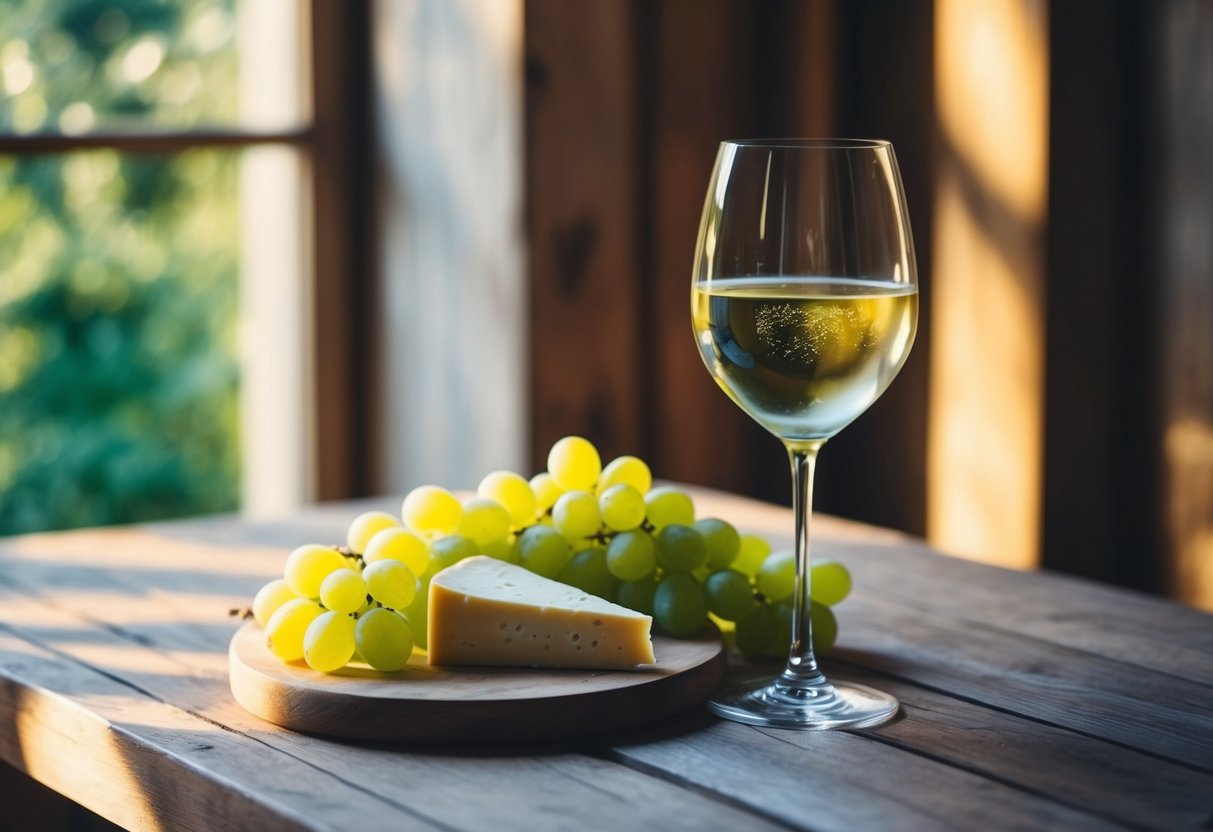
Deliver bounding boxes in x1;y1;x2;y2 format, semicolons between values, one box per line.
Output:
691;139;918;729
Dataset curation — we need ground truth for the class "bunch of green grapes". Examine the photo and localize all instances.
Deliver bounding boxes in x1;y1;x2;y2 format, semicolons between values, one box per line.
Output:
248;520;423;674
247;435;854;672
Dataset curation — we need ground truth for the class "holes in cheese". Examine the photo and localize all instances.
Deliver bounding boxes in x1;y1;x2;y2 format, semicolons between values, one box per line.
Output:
427;556;655;669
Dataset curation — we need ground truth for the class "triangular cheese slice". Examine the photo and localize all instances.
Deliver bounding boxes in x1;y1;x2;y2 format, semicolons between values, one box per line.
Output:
427;556;655;670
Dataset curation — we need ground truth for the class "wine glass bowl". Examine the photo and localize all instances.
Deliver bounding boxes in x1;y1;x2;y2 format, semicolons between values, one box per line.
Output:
691;139;918;729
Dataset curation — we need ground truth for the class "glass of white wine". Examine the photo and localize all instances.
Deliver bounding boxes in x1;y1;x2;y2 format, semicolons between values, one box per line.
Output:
691;139;918;729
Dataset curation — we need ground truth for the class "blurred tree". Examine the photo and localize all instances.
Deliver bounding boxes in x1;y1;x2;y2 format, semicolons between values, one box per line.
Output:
0;0;241;534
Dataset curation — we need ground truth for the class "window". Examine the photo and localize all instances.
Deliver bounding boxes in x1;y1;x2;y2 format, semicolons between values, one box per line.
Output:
0;0;366;533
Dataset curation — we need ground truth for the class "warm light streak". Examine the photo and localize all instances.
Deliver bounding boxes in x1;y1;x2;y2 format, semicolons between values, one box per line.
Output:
236;2;309;517
3;531;284;574
929;0;1049;570
1165;419;1213;609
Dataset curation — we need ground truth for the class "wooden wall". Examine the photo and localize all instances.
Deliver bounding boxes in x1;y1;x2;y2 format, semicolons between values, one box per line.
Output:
524;0;932;533
522;0;1213;607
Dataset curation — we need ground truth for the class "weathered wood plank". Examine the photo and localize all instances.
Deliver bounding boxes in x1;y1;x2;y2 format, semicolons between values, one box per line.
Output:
0;581;786;832
4;492;1212;829
832;594;1213;771
833;539;1213;686
601;713;1117;832
0;627;433;832
689;486;1213;680
834;663;1213;830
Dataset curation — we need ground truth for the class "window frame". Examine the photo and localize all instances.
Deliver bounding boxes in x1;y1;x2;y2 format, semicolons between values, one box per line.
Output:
0;0;374;508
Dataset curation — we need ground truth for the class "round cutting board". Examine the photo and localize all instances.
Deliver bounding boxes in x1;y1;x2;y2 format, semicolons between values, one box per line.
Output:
229;622;725;743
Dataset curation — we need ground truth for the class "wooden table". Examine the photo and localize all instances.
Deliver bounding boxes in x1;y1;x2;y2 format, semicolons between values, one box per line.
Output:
1;487;1211;831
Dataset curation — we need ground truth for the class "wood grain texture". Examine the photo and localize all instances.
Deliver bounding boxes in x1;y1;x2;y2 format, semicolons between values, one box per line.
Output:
835;663;1213;830
0;583;782;832
2;490;1211;830
645;0;771;496
525;0;647;463
230;624;724;743
602;713;1116;832
1153;0;1213;611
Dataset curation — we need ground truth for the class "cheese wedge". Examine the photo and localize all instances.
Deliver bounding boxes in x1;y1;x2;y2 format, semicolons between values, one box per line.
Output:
427;556;655;670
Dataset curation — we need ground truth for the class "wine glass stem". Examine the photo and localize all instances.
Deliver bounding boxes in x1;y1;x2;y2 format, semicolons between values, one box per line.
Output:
780;443;827;688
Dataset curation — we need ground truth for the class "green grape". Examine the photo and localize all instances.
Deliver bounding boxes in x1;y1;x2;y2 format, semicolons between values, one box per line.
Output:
477;470;537;526
694;518;741;570
481;535;519;563
811;602;838;653
606;530;656;581
598;484;646;531
530;472;565;515
644;486;695;530
704;569;759;622
692;565;711;583
402;485;462;536
558;548;617;599
346;510;400;554
735;604;779;659
402;579;429;650
265;598;324;661
427;535;478;577
355;607;415;671
616;574;658;615
733;534;772;577
655;524;707;573
283;544;349;599
757;549;795;602
515;525;573;578
303;611;357;673
319;569;368;614
364;560;417;609
547;435;602;491
252;578;296;627
811;560;852;607
364;527;430;574
597;455;652;495
457;498;511;546
653;574;708;636
552;490;602;539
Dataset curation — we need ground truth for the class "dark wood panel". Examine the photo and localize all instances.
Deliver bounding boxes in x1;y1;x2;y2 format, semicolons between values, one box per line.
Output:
311;0;375;500
525;0;859;506
1043;0;1159;592
1149;0;1213;610
815;0;934;536
645;0;771;495
525;0;647;466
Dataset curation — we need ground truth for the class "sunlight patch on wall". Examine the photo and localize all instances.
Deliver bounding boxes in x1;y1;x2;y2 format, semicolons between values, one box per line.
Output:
929;0;1049;570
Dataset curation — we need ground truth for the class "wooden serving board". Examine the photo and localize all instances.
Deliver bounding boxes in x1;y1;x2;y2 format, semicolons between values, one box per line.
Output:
229;622;725;743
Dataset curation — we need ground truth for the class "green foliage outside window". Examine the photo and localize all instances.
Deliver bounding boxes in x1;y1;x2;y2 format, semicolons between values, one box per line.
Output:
1;0;242;534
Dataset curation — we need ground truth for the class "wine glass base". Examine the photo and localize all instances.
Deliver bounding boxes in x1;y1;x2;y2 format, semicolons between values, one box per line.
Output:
707;674;899;730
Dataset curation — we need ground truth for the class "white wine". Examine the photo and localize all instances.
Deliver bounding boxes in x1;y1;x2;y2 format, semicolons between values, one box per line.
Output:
692;277;917;443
